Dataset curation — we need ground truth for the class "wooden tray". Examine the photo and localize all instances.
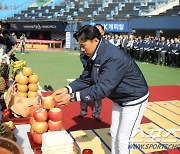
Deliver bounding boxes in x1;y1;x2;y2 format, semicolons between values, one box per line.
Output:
2;117;30;125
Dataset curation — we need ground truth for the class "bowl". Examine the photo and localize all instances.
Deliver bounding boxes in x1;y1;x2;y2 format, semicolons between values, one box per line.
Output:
0;137;23;154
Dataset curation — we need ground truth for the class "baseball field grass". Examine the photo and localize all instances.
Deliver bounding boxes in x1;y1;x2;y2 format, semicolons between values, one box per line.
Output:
15;50;180;90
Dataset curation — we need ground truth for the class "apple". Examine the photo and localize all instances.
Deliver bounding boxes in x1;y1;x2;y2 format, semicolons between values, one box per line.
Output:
48;120;62;131
29;105;41;117
30;126;34;135
41;96;56;109
32;122;48;134
32;132;42;144
2;109;11;120
48;108;62;121
33;108;48;122
29;117;36;125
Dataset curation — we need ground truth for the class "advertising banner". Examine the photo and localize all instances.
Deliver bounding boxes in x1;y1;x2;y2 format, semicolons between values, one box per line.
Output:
83;21;129;32
10;21;67;31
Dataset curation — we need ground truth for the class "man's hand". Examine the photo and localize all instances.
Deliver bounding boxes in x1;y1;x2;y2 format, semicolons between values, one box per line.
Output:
56;93;71;106
52;88;68;96
52;88;68;104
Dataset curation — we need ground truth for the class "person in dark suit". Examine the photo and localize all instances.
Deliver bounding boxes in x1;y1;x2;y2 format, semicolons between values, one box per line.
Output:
79;24;105;122
149;36;156;63
122;34;128;52
171;38;179;67
143;35;150;63
158;36;167;66
138;36;144;62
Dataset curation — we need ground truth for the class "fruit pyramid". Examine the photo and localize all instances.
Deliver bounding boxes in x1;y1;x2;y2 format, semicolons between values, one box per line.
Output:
14;67;39;98
0;76;6;91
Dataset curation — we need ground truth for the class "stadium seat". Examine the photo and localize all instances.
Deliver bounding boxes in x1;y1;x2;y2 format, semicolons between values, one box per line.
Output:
67;15;72;21
31;10;35;14
98;7;102;13
84;1;89;8
87;14;92;18
111;10;115;16
106;14;110;19
73;12;78;17
79;8;84;12
54;12;58;17
66;6;70;12
138;10;142;16
70;2;75;8
115;6;119;14
5;0;179;22
24;13;28;17
45;9;49;14
126;14;130;17
93;11;98;16
38;13;42;17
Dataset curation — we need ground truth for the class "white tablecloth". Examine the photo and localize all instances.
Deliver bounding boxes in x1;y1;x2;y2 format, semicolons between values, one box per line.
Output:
14;124;34;154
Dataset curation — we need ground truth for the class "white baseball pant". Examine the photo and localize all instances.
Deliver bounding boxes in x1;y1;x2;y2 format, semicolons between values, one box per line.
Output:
110;94;148;154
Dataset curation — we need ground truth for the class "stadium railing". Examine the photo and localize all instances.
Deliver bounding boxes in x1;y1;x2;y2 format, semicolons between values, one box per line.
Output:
16;39;63;51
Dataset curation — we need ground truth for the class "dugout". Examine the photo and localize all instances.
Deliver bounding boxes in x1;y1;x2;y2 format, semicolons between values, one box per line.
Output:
10;21;67;49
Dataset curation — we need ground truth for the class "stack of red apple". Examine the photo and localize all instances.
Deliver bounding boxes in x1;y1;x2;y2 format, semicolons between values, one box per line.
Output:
29;96;62;144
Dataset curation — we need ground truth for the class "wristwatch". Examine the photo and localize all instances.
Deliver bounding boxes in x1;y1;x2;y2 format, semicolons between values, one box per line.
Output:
70;93;76;102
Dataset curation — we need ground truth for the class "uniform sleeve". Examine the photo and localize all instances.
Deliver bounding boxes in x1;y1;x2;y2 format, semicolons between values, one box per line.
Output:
69;65;92;92
79;56;130;103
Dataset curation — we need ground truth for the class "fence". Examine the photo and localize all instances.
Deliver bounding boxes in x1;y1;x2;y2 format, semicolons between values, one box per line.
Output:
16;39;63;51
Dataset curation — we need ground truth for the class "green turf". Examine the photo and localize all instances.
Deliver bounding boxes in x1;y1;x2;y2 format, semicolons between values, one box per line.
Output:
136;61;180;86
15;50;180;90
15;50;83;90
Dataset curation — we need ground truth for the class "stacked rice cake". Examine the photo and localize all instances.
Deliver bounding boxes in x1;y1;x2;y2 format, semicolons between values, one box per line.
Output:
41;130;74;154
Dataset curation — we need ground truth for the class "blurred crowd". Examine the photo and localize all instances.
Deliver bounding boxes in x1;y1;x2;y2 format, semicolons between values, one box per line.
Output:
103;34;180;67
0;21;17;63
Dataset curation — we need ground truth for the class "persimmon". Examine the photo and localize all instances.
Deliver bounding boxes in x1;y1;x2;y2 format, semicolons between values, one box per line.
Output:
15;74;23;83
16;90;28;97
18;75;29;85
23;67;33;76
17;84;28;92
28;84;38;92
28;91;38;98
29;74;39;84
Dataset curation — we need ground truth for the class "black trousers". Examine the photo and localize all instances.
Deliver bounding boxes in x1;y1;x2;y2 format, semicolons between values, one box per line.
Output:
80;100;102;117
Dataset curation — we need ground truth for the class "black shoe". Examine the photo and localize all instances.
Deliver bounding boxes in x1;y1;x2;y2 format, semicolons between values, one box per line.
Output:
79;113;87;118
48;85;54;91
44;85;49;91
92;115;102;122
